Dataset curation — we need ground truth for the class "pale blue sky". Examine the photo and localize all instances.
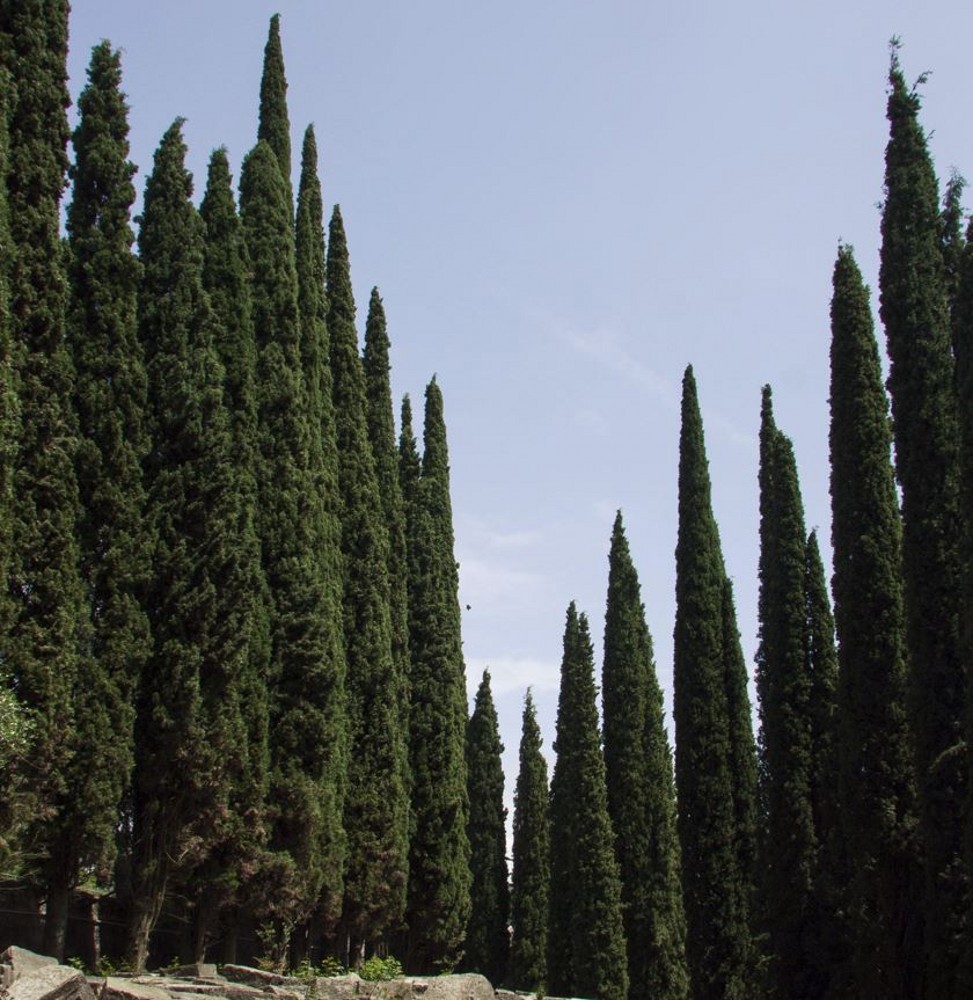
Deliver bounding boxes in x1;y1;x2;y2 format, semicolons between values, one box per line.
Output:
67;1;973;797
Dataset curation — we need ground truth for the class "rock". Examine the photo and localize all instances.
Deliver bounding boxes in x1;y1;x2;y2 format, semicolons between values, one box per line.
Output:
164;970;218;984
400;975;494;1000
218;970;300;992
97;977;171;1000
6;965;94;1000
0;949;58;990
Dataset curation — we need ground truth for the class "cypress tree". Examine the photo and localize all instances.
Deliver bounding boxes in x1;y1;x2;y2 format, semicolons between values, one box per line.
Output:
0;25;22;884
719;576;759;924
463;669;510;985
829;244;920;998
239;138;346;966
803;529;846;989
128;120;253;971
403;378;471;972
363;286;411;798
509;689;550;993
941;172;966;337
60;38;151;954
602;511;688;1000
755;386;819;998
0;0;92;957
196;146;272;962
258;14;292;210
673;366;750;1000
958;214;973;998
325;204;408;958
547;604;628;1000
879;48;965;993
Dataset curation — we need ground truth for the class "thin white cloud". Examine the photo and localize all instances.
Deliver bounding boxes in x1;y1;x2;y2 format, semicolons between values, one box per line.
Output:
466;655;561;699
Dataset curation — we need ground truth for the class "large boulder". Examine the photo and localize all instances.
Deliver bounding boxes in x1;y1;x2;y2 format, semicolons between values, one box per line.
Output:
1;947;93;1000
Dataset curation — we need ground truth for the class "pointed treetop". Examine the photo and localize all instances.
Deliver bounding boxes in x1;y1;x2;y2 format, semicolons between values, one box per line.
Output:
258;12;292;204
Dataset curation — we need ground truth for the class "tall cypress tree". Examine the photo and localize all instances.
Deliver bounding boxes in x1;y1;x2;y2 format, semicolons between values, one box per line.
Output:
0;0;91;958
258;14;292;210
128;120;254;971
602;511;688;1000
363;287;411;799
941;172;966;338
673;366;750;1000
719;576;759;930
195;146;272;962
509;689;549;993
830;244;920;999
879;48;965;994
403;377;471;972
463;669;510;984
548;604;628;1000
60;38;150;955
326;204;408;958
755;386;819;999
803;529;846;990
240;138;346;966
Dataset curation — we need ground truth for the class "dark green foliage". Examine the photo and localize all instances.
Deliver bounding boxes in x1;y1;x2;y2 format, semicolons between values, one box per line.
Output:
325;204;408;954
509;690;550;993
258;14;292;210
830;244;921;997
128;120;258;972
719;577;758;926
196;146;272;960
239;137;347;964
602;512;688;1000
0;0;92;958
803;530;846;989
755;386;819;998
673;366;750;1000
879;49;965;994
61;37;150;949
363;287;411;801
941;172;966;338
463;669;510;985
402;379;471;973
548;604;628;1000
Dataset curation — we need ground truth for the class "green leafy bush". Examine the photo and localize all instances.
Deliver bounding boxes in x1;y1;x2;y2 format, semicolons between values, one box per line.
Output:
358;956;403;982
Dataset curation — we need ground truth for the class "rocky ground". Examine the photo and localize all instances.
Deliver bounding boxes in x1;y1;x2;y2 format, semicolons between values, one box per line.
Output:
0;947;566;1000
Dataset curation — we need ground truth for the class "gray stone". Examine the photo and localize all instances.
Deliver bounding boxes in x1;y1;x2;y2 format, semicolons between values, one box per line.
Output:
7;965;94;1000
97;977;171;1000
0;949;58;990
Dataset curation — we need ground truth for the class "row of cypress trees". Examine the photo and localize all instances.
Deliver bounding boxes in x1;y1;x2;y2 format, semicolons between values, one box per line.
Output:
498;39;973;1000
0;4;473;976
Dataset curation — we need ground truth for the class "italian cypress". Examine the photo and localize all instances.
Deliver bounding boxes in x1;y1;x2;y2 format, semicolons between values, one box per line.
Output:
128;120;252;971
463;669;510;985
879;48;965;993
239;138;347;966
363;287;411;797
509;690;550;993
602;511;688;1000
61;37;151;952
257;14;292;210
0;0;91;958
829;244;920;998
326;204;408;958
958;213;973;998
195;146;272;962
755;386;819;998
547;604;628;1000
803;529;846;988
673;366;750;1000
720;576;759;925
941;172;966;337
403;378;471;972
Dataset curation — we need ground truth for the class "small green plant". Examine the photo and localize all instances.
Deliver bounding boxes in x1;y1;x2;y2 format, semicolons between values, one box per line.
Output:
358;955;403;982
95;956;118;977
316;957;344;978
66;957;87;974
292;959;315;981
